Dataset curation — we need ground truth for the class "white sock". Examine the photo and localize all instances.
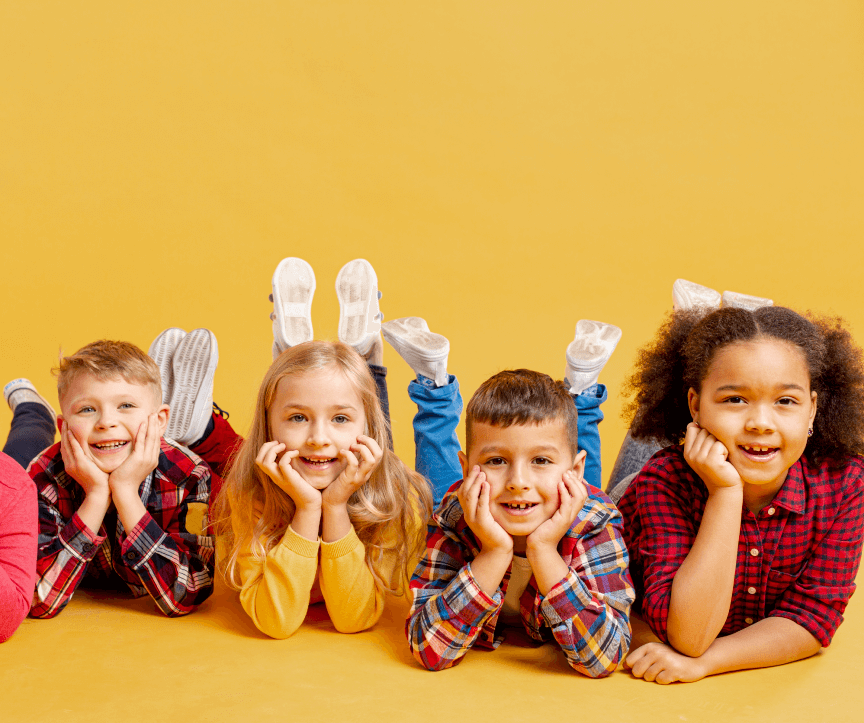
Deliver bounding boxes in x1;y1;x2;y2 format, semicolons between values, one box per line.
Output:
565;320;621;395
382;317;450;387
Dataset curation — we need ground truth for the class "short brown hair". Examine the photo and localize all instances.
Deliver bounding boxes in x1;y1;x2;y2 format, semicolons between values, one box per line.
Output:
54;340;161;403
465;369;579;455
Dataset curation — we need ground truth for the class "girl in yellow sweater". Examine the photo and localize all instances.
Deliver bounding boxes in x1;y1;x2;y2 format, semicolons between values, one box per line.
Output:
216;259;432;638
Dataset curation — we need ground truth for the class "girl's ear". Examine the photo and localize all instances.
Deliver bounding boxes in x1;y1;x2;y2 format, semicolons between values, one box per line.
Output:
687;387;700;424
809;391;818;427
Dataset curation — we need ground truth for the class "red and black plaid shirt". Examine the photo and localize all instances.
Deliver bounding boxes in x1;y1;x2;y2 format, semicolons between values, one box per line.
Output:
618;445;864;647
29;439;215;618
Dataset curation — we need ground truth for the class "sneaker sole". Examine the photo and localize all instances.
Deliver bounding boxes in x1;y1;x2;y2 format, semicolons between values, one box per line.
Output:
148;328;187;404
272;257;315;350
167;329;218;444
336;259;380;347
382;318;449;362
566;320;622;371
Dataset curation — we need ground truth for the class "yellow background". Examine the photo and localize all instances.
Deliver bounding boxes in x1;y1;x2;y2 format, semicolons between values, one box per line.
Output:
2;3;864;721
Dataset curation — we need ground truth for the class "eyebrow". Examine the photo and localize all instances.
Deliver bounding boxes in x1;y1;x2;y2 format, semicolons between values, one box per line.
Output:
475;444;561;456
278;403;359;412
715;383;808;393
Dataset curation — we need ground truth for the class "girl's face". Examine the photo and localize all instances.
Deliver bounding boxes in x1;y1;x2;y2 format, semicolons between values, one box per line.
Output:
268;365;367;490
688;339;817;495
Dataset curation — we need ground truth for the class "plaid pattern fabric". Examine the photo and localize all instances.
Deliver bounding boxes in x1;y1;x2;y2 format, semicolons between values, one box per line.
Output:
30;439;215;618
618;446;864;647
407;481;634;677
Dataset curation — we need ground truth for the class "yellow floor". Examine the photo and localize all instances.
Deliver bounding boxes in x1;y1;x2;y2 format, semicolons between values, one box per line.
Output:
4;575;863;723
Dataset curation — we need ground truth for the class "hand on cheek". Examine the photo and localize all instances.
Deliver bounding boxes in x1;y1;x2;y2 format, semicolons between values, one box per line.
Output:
683;422;743;493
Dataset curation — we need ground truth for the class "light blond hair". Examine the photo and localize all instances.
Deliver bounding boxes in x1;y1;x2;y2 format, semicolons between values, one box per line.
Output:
54;339;161;404
214;340;432;595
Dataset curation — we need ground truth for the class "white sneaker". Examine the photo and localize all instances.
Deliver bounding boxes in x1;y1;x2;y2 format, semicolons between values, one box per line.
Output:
672;279;721;311
3;378;56;424
336;259;382;356
565;320;622;395
271;257;315;353
721;290;773;311
166;329;218;446
382;317;450;387
148;328;187;404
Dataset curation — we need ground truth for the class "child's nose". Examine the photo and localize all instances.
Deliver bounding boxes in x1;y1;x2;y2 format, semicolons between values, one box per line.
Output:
96;411;118;429
505;463;531;491
307;420;330;447
746;403;775;432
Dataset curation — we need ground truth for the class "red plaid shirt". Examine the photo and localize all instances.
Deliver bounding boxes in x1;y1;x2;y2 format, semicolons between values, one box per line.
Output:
618;446;864;647
407;481;633;677
29;439;215;618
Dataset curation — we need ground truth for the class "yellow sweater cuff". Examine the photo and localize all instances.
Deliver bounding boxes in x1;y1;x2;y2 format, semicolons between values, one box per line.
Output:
320;528;361;559
283;525;320;558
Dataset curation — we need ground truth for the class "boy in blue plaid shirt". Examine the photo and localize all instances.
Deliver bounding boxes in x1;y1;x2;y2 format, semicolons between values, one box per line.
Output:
405;366;634;677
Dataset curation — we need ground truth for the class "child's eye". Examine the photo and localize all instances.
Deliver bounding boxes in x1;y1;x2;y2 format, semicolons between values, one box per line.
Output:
119;403;136;409
723;396;746;404
484;457;506;466
288;414;307;423
332;414;350;424
777;397;799;406
532;457;552;465
77;406;95;414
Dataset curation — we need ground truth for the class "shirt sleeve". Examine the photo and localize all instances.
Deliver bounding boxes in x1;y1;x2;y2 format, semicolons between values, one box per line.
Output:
769;468;864;646
236;525;320;639
31;466;107;619
0;457;38;641
406;523;502;671
539;498;634;677
629;459;698;643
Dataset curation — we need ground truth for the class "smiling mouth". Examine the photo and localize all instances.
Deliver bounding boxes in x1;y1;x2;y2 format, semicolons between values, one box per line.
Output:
92;441;129;452
501;502;538;512
300;456;337;469
739;444;779;459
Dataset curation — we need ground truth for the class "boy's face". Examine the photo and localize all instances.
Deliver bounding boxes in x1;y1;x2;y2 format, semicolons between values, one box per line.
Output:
59;374;168;474
459;418;586;550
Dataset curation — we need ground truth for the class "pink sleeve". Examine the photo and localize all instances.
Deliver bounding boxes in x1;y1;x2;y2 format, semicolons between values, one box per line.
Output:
0;453;38;641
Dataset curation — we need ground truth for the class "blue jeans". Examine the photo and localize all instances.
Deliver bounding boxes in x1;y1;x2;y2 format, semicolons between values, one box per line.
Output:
408;376;607;507
3;403;55;470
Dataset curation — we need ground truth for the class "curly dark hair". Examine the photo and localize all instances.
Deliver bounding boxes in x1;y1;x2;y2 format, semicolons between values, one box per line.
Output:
623;305;864;463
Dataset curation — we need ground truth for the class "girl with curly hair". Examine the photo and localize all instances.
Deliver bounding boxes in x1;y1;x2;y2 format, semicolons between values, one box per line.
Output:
617;304;864;684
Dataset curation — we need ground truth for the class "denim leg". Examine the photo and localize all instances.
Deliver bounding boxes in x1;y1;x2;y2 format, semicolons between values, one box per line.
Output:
572;383;607;491
2;403;56;470
606;430;663;498
367;363;393;451
408;375;463;507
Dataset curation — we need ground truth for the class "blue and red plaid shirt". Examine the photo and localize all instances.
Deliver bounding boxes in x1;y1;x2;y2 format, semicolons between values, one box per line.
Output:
29;438;215;618
407;481;633;677
618;445;864;647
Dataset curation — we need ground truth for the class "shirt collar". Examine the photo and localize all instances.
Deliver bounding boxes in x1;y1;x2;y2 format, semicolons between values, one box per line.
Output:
766;459;806;514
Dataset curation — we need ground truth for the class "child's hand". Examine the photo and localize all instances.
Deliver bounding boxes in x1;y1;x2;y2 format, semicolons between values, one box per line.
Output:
625;642;708;684
60;423;110;499
256;442;322;511
683;422;743;494
458;466;513;555
322;435;383;508
109;414;162;498
526;471;586;553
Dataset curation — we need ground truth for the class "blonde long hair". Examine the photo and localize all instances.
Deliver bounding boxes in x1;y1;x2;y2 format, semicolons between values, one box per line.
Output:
215;341;432;594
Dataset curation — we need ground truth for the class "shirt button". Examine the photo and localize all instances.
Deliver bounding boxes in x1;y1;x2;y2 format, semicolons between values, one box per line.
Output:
750;548;760;557
747;586;757;595
767;507;776;516
745;618;754;625
81;542;93;553
125;551;138;561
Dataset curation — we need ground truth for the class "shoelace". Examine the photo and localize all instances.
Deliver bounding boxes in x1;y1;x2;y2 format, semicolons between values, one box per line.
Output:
212;401;230;420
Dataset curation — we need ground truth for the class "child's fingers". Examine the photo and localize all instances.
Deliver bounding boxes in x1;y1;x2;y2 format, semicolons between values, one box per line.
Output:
352;440;378;472
355;435;383;463
339;449;361;479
